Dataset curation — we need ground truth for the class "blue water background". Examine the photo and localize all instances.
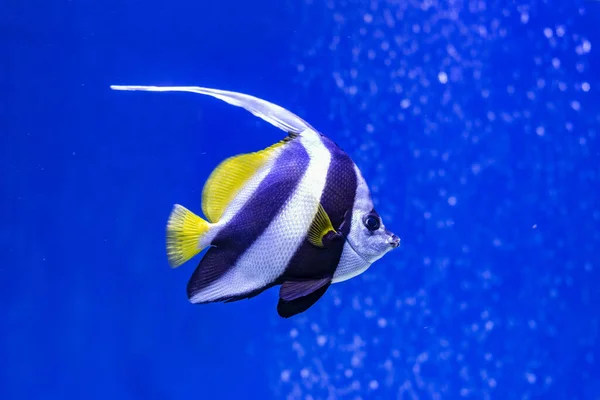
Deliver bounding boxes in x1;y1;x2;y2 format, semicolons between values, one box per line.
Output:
2;0;599;399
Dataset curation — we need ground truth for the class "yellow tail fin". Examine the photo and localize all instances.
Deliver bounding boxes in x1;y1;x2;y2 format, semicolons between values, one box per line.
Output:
166;204;211;268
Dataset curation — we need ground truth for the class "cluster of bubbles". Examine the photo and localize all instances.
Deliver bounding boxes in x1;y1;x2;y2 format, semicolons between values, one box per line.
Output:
273;0;599;398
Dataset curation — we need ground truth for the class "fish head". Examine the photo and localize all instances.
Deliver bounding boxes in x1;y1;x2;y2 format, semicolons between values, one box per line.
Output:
346;167;400;264
348;207;400;263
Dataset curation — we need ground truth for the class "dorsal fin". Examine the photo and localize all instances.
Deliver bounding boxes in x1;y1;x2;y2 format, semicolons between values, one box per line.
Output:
110;85;316;135
201;133;297;223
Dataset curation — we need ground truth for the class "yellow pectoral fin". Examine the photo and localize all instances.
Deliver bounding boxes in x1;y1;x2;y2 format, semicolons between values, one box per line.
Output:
201;140;290;223
166;204;211;268
307;203;336;248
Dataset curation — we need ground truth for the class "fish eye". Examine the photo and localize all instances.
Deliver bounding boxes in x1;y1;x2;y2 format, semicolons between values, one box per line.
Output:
364;214;380;231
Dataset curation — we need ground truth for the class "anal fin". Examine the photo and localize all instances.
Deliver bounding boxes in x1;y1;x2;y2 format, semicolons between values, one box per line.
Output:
277;278;332;318
279;277;331;301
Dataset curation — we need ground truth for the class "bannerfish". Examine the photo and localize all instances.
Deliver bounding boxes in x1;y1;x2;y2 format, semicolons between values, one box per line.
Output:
110;84;401;318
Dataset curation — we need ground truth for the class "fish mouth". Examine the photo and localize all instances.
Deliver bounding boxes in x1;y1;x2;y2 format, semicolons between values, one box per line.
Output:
388;233;401;248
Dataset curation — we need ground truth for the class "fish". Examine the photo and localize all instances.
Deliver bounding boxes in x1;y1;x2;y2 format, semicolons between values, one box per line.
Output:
110;84;401;318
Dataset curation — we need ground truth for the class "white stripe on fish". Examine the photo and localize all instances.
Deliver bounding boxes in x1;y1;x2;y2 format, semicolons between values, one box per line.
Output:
190;130;331;302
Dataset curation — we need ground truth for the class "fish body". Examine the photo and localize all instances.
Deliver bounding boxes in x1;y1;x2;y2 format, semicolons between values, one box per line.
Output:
111;85;400;317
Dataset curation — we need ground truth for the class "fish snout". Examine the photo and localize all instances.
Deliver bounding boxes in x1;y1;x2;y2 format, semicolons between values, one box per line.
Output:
388;233;400;248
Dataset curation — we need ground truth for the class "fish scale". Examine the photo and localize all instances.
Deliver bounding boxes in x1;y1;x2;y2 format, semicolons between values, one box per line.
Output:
214;132;332;298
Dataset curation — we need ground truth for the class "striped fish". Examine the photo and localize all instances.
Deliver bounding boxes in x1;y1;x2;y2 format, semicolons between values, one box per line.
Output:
111;84;400;318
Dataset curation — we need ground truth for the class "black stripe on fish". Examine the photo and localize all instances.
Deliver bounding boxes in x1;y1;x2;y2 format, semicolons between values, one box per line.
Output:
276;135;358;304
186;141;310;302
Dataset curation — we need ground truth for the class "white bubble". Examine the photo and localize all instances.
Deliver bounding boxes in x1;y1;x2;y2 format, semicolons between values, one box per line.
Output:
543;28;553;38
478;25;488;37
537;78;546;88
448;196;457;206
582;39;592;53
333;72;344;89
525;372;537;384
438;71;448;84
536;126;545;136
558;82;567;91
572;101;581;111
582;82;590;92
316;335;327;347
300;368;310;379
529;320;537;329
369;380;379;390
281;370;291;382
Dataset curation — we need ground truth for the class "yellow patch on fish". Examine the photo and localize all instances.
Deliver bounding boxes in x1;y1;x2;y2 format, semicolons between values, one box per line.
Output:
201;137;295;223
307;203;336;248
